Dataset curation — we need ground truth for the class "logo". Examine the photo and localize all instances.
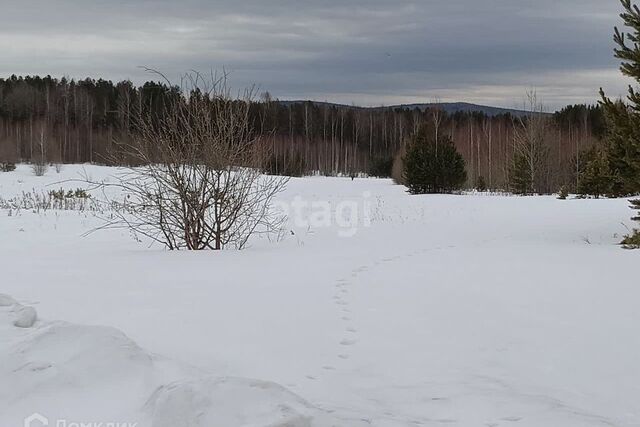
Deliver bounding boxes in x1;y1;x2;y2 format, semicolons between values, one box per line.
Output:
24;413;48;427
23;414;137;427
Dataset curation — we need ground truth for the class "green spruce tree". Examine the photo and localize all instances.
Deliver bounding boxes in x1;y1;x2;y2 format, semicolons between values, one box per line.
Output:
599;0;640;196
476;176;487;192
509;152;534;195
403;129;467;195
622;199;640;248
578;146;612;198
557;185;569;200
601;0;640;246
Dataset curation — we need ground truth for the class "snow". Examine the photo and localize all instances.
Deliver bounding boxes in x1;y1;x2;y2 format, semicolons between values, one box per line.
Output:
12;304;37;328
1;164;639;426
0;293;17;306
145;377;346;427
0;305;357;427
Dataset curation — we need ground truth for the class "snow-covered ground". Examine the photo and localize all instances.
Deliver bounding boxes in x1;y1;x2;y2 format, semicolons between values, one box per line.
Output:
1;164;638;427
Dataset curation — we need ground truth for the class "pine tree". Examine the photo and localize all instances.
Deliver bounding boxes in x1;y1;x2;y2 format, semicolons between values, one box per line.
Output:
557;185;569;200
633;199;640;222
599;0;640;196
578;146;612;198
403;129;467;194
622;199;640;248
476;176;487;192
509;152;534;195
0;162;16;172
601;0;640;247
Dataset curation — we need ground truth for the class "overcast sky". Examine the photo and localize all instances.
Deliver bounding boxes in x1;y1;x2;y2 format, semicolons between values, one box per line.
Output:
0;0;632;110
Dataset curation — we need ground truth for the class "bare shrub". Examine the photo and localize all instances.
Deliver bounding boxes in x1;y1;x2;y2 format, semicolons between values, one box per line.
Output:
0;189;96;213
31;162;48;177
391;145;407;185
96;72;288;250
31;130;48;176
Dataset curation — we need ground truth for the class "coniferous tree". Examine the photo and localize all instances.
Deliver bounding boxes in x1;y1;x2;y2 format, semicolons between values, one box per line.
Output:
600;0;640;247
509;152;534;195
633;199;640;223
403;129;467;194
476;175;487;192
578;146;612;198
369;156;394;178
0;162;16;172
557;185;569;200
599;0;640;196
622;199;640;248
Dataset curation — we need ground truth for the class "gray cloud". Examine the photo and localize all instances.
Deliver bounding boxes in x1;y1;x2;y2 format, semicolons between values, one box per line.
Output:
0;0;631;110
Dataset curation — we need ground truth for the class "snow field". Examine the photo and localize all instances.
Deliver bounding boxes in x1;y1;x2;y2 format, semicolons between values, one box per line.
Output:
1;164;639;426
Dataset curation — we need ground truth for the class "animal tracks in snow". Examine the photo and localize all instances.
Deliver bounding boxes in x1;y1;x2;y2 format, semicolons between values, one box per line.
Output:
327;244;463;366
315;245;460;389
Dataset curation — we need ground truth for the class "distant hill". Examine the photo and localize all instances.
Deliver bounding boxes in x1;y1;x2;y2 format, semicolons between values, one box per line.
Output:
385;102;534;117
279;100;534;117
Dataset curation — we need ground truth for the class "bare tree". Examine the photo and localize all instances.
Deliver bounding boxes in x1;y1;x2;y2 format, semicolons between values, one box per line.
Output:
97;72;288;250
31;127;48;176
430;98;444;158
482;116;493;189
510;91;551;194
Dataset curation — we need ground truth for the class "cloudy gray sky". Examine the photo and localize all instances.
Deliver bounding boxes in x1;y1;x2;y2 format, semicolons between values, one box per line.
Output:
0;0;632;110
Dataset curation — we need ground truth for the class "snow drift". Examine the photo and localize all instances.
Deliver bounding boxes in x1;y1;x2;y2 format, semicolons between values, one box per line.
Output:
0;296;354;427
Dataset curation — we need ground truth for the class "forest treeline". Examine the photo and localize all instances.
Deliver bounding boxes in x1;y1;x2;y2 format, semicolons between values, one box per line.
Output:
0;74;604;192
